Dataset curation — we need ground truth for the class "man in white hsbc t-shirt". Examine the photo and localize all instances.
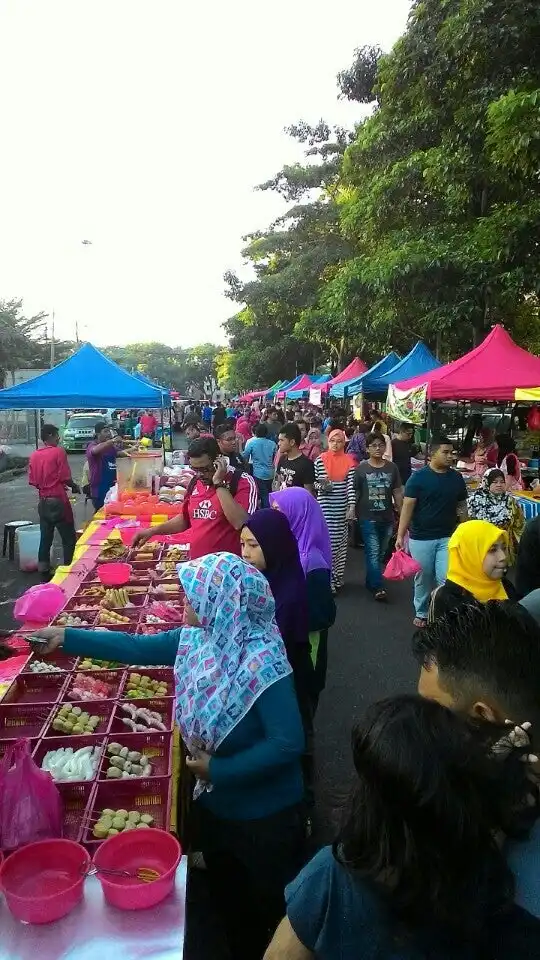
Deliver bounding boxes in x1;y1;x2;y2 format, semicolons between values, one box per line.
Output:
132;437;257;559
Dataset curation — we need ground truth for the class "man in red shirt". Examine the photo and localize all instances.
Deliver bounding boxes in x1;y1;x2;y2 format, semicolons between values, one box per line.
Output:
28;424;80;575
139;410;158;439
132;437;257;559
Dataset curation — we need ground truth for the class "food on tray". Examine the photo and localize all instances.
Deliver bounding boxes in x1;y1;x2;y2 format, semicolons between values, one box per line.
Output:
77;586;105;599
97;609;131;625
125;672;169;698
144;602;183;625
41;744;101;782
105;743;153;779
92;808;154;838
69;672;113;701
29;659;66;674
156;561;177;574
51;702;101;734
100;588;132;609
164;545;189;562
120;701;168;732
78;657;122;670
71;603;99;612
56;614;92;627
149;582;181;595
97;541;127;562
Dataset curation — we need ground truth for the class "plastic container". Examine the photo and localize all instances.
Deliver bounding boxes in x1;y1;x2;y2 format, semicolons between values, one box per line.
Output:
83;777;172;848
33;737;105;786
57;781;96;840
0;736;38;761
0;702;52;740
98;732;172;781
22;653;78;674
92;828;181;910
123;668;174;698
97;563;133;586
63;669;126;703
0;838;90;924
110;697;175;735
44;700;114;738
116;451;163;497
17;524;41;572
4;673;68;705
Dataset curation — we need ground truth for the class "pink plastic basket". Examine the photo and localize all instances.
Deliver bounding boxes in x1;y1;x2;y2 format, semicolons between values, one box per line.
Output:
0;703;52;741
21;653;78;674
92;828;181;910
110;698;175;735
83;777;172;847
123;668;174;698
58;782;96;841
52;611;98;629
3;673;68;706
0;838;90;924
96;563;133;586
0;736;38;761
44;700;114;738
32;737;106;786
98;732;172;781
63;669;126;703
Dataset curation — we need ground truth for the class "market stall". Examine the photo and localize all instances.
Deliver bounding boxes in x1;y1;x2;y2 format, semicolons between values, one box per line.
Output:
329;352;401;399
319;357;368;395
0;482;191;954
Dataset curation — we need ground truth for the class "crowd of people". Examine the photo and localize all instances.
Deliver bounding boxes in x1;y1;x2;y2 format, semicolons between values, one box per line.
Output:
26;395;540;957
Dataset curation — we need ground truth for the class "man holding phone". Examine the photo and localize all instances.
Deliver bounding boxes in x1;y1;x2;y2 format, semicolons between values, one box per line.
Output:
132;437;257;559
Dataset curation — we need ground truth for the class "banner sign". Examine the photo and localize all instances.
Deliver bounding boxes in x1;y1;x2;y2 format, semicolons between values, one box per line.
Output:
352;393;363;421
308;388;322;406
387;383;428;425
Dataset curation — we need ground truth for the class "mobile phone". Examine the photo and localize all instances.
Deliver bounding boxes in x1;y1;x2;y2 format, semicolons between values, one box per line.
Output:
28;637;49;648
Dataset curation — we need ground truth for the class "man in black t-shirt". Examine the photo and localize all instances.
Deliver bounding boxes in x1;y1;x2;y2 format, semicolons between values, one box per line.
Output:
391;422;415;485
274;422;315;493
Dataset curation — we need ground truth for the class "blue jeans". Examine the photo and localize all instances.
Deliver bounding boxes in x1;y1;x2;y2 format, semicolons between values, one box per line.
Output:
359;519;393;592
408;537;450;619
255;477;272;508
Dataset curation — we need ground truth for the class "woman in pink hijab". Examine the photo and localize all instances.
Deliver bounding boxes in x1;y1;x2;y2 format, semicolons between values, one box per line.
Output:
236;414;254;443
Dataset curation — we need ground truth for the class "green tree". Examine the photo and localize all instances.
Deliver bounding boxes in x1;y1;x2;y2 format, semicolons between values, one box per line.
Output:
336;0;540;350
0;299;48;386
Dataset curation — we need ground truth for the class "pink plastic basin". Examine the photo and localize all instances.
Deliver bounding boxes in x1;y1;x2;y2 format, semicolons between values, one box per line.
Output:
93;828;181;910
0;838;90;924
96;563;132;586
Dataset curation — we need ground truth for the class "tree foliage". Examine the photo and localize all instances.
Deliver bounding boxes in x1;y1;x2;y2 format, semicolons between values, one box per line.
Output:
223;0;540;390
0;299;48;386
104;342;221;394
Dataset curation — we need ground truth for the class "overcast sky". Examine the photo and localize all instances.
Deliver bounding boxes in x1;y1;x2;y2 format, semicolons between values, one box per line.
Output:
0;0;411;348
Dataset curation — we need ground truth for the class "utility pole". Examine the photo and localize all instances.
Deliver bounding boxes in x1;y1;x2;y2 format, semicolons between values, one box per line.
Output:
50;311;55;368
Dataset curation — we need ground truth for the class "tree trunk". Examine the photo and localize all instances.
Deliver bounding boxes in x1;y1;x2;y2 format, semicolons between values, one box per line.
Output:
435;330;442;360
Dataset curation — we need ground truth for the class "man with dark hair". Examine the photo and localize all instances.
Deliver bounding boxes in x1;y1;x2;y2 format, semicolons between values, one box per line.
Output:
244;421;277;507
391;422;415;485
86;421;128;511
275;423;315;492
412;600;540;917
132;436;257;558
396;436;467;627
515;516;540;598
29;424;80;575
214;421;245;470
266;408;283;440
211;401;227;430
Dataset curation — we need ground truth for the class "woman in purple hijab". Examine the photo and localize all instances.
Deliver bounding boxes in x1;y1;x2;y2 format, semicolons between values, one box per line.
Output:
269;489;336;711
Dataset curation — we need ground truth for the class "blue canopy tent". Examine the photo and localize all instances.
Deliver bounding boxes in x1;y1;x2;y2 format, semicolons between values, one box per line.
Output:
330;352;400;398
286;374;332;399
132;370;171;404
276;375;305;398
0;343;165;409
364;342;441;396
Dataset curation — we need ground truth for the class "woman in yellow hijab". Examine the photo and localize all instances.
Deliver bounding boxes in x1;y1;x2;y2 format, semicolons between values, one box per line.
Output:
429;519;517;621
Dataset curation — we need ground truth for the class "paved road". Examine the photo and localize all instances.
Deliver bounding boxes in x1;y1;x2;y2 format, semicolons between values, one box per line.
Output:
0;460;419;956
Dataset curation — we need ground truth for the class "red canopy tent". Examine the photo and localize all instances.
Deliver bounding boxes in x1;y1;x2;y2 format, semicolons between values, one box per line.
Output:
395;326;540;401
320;357;368;393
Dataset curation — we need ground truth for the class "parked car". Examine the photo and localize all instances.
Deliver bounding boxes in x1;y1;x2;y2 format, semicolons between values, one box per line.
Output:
62;413;104;452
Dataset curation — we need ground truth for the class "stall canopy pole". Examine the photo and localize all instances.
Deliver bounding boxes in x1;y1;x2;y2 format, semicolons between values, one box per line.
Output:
160;398;165;456
424;399;433;463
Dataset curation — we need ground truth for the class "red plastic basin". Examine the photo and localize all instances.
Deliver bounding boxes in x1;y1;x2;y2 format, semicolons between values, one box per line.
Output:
96;563;132;586
0;838;90;924
93;828;181;910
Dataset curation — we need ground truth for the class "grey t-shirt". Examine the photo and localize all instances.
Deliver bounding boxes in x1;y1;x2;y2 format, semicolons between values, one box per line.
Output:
355;460;401;522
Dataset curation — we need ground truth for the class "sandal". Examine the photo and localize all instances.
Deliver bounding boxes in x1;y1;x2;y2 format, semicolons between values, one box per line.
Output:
374;590;387;602
413;617;427;628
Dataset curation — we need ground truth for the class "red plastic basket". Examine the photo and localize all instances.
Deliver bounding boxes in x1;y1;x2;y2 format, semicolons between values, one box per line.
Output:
21;653;78;674
33;736;106;785
63;669;126;702
0;702;52;740
123;668;174;698
98;732;172;781
110;698;175;735
82;777;172;847
0;736;38;760
94;608;140;629
58;782;96;842
3;673;68;706
44;700;114;738
52;611;98;629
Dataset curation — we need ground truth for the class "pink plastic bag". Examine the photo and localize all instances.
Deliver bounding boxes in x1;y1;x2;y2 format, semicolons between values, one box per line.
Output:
0;739;62;851
13;583;65;624
383;549;422;581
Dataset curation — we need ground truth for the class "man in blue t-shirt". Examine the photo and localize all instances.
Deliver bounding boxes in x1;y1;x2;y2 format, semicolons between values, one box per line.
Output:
396;436;467;626
243;422;276;507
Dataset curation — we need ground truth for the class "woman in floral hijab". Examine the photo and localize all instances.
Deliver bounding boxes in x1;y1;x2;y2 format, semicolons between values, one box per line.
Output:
467;468;524;565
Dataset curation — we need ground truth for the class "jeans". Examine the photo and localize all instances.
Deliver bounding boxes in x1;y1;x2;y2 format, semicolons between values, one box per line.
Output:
359;519;393;592
408;537;450;619
255;477;272;508
38;498;76;573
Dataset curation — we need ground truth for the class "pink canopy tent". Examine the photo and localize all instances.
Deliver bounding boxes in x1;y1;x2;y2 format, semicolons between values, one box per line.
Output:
277;374;314;399
238;389;267;402
395;325;540;401
320;357;368;393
